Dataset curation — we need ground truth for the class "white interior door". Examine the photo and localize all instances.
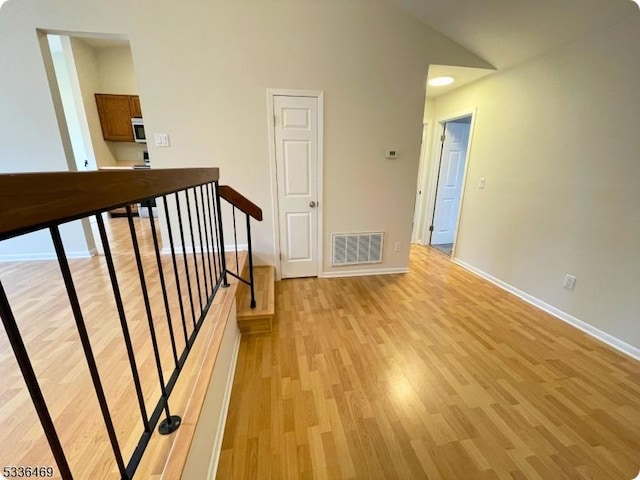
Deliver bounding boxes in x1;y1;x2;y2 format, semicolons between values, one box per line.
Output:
431;121;470;245
274;95;319;278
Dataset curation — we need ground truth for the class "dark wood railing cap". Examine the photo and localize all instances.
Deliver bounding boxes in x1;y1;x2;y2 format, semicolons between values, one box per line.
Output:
218;185;263;221
0;168;219;240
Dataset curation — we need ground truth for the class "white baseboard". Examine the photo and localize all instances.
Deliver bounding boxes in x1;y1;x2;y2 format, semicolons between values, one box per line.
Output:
207;327;241;480
161;244;248;255
0;249;97;262
453;258;640;362
320;267;409;278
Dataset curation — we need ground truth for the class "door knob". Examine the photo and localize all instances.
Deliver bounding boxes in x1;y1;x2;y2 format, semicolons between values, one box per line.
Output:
309;201;317;208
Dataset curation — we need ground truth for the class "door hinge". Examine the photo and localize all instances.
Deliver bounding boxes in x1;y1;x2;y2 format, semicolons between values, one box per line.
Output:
429;225;434;232
440;134;446;142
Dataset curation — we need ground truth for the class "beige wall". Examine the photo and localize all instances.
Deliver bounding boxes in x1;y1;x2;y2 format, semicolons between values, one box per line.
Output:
71;41;146;164
427;15;640;349
70;37;118;167
423;96;435;124
96;46;138;94
95;45;146;164
0;0;489;268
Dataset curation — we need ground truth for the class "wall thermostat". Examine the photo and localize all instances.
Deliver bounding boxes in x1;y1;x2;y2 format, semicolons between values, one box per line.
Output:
385;149;399;159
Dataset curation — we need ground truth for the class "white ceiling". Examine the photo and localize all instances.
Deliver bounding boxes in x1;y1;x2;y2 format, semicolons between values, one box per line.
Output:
47;34;130;55
392;0;638;69
426;64;494;97
77;37;130;49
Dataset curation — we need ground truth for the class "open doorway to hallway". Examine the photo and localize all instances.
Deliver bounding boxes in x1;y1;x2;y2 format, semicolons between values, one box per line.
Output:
411;64;493;259
429;115;472;257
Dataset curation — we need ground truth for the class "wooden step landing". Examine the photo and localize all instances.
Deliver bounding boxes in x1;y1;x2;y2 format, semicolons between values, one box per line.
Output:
236;265;275;334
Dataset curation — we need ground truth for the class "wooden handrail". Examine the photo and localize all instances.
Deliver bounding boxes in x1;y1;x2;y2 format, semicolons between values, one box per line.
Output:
218;185;263;221
0;168;219;241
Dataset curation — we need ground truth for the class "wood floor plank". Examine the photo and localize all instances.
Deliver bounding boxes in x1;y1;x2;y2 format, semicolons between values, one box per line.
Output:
218;245;640;479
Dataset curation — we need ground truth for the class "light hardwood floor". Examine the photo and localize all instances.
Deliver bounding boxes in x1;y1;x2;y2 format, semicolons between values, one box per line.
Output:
218;245;640;480
0;216;236;479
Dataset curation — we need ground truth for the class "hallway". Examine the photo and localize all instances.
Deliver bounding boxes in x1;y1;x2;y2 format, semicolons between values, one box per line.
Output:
219;245;640;479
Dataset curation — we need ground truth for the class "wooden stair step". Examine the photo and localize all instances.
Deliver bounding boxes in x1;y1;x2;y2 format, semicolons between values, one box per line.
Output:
236;265;275;334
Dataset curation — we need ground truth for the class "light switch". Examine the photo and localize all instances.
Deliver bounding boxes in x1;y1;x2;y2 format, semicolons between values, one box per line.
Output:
479;177;486;189
154;133;170;147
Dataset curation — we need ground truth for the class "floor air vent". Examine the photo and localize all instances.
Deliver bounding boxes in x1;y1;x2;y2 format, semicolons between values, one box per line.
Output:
332;232;384;266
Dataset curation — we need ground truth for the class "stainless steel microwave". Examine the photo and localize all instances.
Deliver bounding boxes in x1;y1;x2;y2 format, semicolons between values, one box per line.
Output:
131;118;146;143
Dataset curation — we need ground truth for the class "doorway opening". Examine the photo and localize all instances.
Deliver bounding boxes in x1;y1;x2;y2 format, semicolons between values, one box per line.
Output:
429;115;472;257
411;64;492;260
42;33;154;255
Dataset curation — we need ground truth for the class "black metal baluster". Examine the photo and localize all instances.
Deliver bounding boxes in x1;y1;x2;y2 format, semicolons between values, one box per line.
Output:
125;207;180;435
205;183;219;283
232;205;240;276
50;225;128;478
214;181;230;287
209;183;223;282
200;185;214;291
175;192;197;329
194;186;209;298
147;202;179;368
185;189;204;311
0;280;73;480
246;213;257;309
96;215;150;432
162;196;189;345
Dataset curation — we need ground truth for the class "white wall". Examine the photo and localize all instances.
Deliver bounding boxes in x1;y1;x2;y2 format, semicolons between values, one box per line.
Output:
0;0;490;270
429;15;640;350
50;40;88;171
412;97;436;243
70;37;118;168
182;303;239;480
0;26;94;259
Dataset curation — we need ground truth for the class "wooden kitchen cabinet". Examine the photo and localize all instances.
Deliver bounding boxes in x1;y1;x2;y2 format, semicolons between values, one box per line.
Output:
130;96;142;118
95;94;143;142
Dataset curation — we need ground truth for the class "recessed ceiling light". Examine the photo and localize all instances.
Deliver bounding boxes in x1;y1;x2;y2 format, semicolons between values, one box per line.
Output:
428;76;455;87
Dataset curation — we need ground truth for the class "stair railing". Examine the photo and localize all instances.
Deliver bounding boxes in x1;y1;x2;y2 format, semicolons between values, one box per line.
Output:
217;185;263;309
0;168;261;479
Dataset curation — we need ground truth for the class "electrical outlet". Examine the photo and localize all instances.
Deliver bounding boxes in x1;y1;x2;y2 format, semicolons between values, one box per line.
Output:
394;241;402;252
563;274;577;291
385;149;399;160
479;177;486;189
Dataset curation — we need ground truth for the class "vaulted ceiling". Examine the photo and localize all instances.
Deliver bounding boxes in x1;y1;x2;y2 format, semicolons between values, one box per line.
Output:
392;0;638;69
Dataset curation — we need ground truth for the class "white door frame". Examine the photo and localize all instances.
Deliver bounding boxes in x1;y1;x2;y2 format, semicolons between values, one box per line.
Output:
266;89;324;280
424;108;476;259
411;122;430;244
